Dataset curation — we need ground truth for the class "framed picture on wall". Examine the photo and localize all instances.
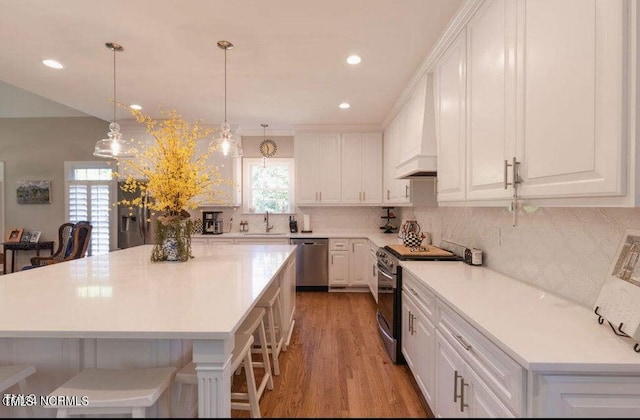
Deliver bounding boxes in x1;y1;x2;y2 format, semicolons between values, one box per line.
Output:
16;180;51;204
30;231;41;243
6;228;23;243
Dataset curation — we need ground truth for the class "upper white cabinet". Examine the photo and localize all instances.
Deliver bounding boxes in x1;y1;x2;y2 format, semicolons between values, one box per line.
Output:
515;0;627;200
465;0;515;201
432;0;632;207
434;30;467;202
294;132;342;205
383;121;412;205
341;132;383;204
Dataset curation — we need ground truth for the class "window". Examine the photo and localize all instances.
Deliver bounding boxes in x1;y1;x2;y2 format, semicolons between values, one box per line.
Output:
65;162;115;256
242;158;295;213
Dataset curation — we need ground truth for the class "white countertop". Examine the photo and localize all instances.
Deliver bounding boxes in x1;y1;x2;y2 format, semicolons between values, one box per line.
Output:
194;230;401;248
400;261;640;373
0;244;296;340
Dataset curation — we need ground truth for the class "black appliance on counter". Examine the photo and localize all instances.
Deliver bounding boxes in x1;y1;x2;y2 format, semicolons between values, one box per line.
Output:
376;244;462;364
203;211;223;234
289;216;298;233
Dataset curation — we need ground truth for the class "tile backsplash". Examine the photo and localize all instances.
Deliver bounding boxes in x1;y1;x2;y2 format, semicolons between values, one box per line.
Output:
408;206;640;308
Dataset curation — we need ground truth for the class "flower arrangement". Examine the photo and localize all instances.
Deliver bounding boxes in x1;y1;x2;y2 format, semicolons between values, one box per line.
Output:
116;108;233;261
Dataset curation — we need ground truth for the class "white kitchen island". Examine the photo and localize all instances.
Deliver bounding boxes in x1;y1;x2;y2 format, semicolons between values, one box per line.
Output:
0;243;297;418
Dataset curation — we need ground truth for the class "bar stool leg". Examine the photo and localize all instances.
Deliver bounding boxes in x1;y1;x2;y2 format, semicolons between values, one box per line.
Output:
266;305;280;376
244;351;260;418
257;319;274;390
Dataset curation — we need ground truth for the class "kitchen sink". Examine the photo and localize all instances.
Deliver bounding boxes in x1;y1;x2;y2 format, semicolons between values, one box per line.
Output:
243;232;288;236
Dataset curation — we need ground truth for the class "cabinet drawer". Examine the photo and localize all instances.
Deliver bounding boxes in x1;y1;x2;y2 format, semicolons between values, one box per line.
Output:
402;270;435;321
437;301;525;416
330;239;349;251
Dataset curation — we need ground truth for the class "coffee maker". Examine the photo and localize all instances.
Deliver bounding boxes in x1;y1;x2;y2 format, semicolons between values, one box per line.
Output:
203;211;223;235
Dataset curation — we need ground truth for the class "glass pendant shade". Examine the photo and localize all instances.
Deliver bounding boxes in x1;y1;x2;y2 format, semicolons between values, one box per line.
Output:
93;42;134;159
93;122;134;158
214;40;243;159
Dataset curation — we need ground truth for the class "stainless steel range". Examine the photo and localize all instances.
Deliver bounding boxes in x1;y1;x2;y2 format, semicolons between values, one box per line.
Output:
376;243;462;364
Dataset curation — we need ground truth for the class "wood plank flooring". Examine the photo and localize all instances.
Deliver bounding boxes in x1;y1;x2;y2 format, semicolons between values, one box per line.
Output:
231;291;433;418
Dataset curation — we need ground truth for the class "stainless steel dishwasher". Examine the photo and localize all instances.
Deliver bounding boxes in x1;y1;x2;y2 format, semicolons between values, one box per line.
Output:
290;238;329;291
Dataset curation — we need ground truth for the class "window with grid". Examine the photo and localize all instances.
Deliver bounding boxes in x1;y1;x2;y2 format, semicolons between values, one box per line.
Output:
242;158;295;214
65;163;114;256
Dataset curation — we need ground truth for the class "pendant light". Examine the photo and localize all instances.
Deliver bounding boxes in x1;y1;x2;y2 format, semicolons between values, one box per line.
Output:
93;42;133;158
213;40;243;158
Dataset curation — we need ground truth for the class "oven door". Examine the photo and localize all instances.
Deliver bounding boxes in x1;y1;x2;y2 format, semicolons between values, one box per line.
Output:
377;263;400;362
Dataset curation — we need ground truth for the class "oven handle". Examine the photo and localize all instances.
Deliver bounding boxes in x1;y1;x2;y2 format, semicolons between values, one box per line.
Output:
378;267;395;280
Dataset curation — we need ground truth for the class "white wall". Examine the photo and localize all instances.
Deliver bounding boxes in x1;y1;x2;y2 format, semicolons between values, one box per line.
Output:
407;205;640;308
0;116;106;270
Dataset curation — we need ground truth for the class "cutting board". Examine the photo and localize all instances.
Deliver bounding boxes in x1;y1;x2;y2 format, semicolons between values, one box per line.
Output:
387;244;453;257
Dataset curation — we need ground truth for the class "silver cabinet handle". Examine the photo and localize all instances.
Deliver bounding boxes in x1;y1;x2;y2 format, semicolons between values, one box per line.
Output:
408;310;413;334
454;370;461;403
387;189;390;200
504;159;511;189
331;255;334;265
363;191;365;201
405;184;409;198
451;333;472;351
460;378;469;412
411;313;416;334
319;191;322;201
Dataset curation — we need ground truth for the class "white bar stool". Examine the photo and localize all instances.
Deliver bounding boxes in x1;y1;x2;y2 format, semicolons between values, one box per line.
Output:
175;334;261;418
256;285;286;375
48;366;176;418
236;307;274;394
0;365;36;416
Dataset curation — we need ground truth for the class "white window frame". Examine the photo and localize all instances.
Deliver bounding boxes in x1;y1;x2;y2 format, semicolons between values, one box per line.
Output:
242;158;295;214
64;161;117;253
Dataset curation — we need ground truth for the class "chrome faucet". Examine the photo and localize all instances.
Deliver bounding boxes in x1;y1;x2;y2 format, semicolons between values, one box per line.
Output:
264;211;274;232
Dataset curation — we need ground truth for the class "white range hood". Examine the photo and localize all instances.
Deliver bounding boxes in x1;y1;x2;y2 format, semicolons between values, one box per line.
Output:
393;74;438;180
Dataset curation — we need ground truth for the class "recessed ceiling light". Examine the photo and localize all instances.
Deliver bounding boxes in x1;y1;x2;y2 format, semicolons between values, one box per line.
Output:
129;104;142;110
42;59;64;69
339;102;351;109
346;55;361;65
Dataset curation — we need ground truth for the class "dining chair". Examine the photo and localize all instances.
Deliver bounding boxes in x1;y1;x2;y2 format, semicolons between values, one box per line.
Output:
24;222;92;270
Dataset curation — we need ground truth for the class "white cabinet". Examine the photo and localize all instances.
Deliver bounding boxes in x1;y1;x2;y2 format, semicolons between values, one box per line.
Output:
328;238;369;288
294;132;341;205
402;271;436;410
278;255;296;346
435;330;513;418
341;133;383;204
368;240;378;303
435;300;525;417
532;374;640;417
434;30;467;202
433;0;631;206
382;122;412;205
515;0;627;201
465;0;515;201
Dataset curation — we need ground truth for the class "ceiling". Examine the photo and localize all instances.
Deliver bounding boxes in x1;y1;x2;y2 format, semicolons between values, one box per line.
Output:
0;0;462;133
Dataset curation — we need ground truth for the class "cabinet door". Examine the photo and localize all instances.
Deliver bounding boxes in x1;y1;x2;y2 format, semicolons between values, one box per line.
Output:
349;240;368;287
434;30;467;202
516;0;626;199
435;330;467;418
466;367;514;418
414;308;436;409
401;291;416;369
329;250;349;286
341;133;364;204
294;134;320;204
466;0;515;201
316;132;342;203
361;133;383;204
383;122;412;205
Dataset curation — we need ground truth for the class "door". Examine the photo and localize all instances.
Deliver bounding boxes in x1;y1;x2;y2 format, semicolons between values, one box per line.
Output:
435;331;467;418
434;30;467;202
466;0;516;201
516;0;626;199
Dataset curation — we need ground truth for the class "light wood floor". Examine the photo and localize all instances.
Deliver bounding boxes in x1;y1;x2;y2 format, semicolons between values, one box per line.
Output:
231;291;433;418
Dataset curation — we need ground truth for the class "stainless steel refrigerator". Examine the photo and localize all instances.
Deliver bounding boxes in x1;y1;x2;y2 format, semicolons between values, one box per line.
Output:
117;181;156;249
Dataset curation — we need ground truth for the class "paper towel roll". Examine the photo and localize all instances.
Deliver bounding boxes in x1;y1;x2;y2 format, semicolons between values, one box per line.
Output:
303;214;311;232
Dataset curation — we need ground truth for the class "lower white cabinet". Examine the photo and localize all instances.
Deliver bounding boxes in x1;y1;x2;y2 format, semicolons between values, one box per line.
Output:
328;238;368;288
368;240;378;303
435;330;513;418
402;280;436;409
